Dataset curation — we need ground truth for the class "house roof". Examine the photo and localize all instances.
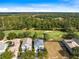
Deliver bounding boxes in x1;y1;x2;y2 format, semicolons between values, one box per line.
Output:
73;39;79;45
0;42;7;50
63;39;79;48
34;39;44;48
22;38;32;46
0;42;8;54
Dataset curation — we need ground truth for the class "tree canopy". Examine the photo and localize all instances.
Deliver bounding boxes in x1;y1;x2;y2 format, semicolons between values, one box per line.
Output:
0;51;13;59
0;13;79;31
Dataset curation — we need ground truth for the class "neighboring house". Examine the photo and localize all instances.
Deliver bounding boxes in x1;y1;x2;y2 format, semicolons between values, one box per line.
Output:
62;39;79;54
0;42;8;55
21;38;32;52
34;39;44;53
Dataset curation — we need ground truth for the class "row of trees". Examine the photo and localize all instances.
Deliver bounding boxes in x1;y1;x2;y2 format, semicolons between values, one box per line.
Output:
0;13;79;31
7;32;45;40
0;31;49;40
7;32;29;40
0;31;78;40
20;49;48;59
20;50;35;59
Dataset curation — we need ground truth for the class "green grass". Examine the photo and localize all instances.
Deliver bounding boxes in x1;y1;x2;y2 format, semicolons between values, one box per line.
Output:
26;30;65;40
46;31;66;41
4;30;25;37
75;32;79;35
26;30;44;38
74;32;79;39
3;29;65;41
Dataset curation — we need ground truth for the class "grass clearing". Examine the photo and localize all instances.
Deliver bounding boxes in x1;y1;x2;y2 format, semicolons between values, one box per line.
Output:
3;29;65;41
3;30;25;37
46;31;65;41
27;30;65;40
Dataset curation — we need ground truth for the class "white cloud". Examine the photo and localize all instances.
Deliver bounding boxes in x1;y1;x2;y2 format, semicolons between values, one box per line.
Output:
0;4;79;12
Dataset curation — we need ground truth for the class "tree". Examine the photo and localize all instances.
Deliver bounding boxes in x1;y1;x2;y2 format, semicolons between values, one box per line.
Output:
38;48;48;59
43;48;48;59
26;31;33;37
33;32;38;40
0;31;5;40
0;51;14;59
0;13;79;31
62;33;74;39
72;47;79;56
43;33;49;41
62;30;78;39
17;33;25;38
72;47;79;59
21;50;35;59
72;56;79;59
7;32;17;40
38;51;43;59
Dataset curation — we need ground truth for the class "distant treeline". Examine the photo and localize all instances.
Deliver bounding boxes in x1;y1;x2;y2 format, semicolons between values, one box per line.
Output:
0;12;79;31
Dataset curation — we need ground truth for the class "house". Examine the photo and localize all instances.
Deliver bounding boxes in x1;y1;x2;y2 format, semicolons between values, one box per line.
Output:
0;42;8;55
8;39;20;59
34;39;44;53
62;39;79;54
21;38;32;52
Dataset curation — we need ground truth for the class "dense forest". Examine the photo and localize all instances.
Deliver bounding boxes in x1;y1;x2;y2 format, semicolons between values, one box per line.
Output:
0;12;79;31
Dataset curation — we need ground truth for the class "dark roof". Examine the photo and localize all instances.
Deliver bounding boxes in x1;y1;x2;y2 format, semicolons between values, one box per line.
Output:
73;39;79;45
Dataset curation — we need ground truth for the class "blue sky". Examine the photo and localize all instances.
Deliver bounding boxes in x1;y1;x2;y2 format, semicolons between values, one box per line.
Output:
0;0;79;12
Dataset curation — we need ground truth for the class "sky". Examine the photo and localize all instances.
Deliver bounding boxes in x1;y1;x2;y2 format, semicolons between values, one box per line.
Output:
0;0;79;12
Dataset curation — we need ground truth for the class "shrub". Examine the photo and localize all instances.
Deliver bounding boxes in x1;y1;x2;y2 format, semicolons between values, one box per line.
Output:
17;33;25;38
7;32;17;40
0;31;5;40
0;51;14;59
72;47;79;56
17;31;32;38
33;32;38;39
20;50;35;59
62;32;76;39
43;33;49;41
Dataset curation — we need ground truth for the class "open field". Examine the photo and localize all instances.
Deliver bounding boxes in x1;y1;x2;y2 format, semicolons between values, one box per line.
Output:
3;29;65;41
45;41;70;59
3;29;79;41
28;30;65;40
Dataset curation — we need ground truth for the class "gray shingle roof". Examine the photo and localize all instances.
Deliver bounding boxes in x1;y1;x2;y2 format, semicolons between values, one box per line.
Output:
0;43;7;50
34;39;44;48
73;39;79;45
